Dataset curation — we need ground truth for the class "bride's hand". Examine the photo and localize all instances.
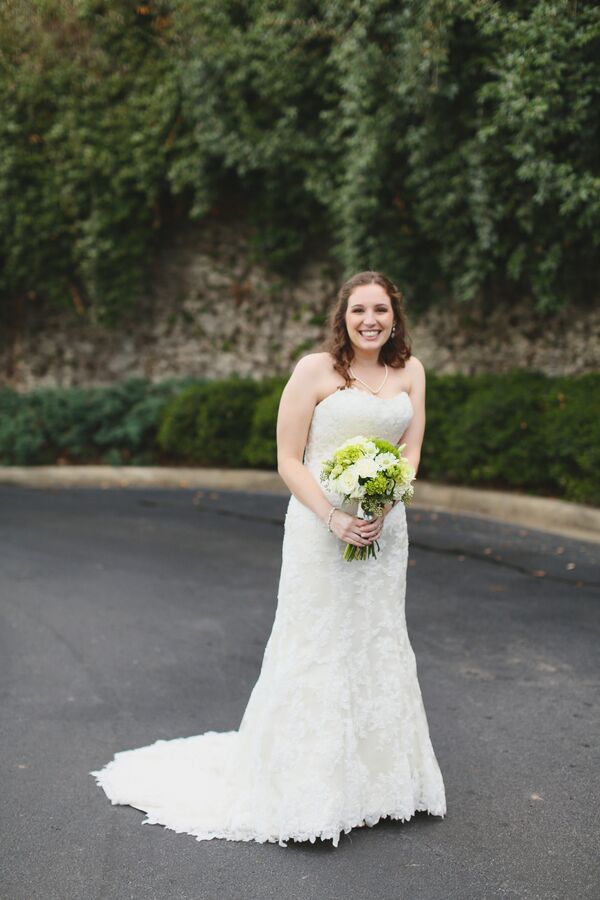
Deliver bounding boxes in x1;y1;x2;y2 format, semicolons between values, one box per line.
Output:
360;503;395;544
329;510;383;547
362;510;388;543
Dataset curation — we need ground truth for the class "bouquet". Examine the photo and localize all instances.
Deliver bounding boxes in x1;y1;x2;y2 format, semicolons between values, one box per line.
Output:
320;435;416;561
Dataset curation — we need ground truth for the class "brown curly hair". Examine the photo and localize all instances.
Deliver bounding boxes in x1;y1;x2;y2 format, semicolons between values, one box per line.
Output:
321;271;412;386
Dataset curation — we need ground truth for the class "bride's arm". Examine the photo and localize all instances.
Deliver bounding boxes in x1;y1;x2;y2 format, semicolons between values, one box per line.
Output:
276;356;374;548
385;357;426;515
397;356;426;476
276;355;336;524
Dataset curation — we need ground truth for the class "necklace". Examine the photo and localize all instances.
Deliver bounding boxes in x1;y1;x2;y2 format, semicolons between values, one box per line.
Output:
348;363;388;395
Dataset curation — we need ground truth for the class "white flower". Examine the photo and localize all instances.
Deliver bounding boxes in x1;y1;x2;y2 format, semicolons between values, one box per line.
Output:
339;434;367;449
401;461;416;482
354;456;378;478
337;466;360;495
363;440;378;458
375;451;397;470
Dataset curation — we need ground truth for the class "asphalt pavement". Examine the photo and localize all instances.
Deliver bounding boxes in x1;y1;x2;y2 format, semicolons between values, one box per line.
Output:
1;486;598;900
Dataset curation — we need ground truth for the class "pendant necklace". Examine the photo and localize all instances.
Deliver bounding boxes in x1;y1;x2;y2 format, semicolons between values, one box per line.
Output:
349;363;388;395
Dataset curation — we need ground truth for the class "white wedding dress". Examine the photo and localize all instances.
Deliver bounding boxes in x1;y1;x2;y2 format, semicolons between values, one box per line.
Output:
90;386;446;847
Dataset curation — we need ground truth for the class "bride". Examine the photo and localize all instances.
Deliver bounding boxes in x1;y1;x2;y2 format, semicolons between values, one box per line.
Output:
91;270;447;848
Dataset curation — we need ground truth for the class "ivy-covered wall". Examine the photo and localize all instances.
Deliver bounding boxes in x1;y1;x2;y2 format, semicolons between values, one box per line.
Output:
2;0;599;329
2;220;599;393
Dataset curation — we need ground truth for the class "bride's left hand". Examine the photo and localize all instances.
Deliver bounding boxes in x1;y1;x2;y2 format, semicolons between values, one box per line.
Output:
361;502;395;544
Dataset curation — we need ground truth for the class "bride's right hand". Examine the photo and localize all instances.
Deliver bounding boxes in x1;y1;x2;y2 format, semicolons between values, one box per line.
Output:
328;510;374;548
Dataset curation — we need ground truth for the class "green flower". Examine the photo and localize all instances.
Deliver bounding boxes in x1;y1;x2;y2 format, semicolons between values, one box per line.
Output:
335;446;363;465
364;472;388;495
371;437;399;456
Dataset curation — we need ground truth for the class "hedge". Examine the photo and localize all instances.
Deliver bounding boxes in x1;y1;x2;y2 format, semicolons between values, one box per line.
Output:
0;372;598;506
0;377;190;466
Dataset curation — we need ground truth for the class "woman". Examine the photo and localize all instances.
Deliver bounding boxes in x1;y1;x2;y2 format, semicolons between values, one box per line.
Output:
91;270;446;848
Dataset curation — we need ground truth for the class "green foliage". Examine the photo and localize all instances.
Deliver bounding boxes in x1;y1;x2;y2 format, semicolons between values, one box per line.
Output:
157;376;266;466
0;377;185;464
543;375;600;504
157;381;211;460
420;370;600;505
1;1;599;324
422;371;553;491
0;0;182;325
419;373;476;482
244;377;288;468
1;372;598;505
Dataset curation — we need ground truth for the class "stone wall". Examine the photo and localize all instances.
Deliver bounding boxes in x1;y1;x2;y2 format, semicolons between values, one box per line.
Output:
1;221;599;392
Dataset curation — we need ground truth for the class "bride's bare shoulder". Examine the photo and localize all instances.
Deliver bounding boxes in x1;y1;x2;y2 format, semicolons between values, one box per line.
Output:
287;352;335;402
405;355;425;379
403;355;426;398
291;351;334;379
295;350;332;367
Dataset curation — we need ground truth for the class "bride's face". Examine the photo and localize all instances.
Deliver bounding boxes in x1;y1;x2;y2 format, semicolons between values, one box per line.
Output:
345;284;394;351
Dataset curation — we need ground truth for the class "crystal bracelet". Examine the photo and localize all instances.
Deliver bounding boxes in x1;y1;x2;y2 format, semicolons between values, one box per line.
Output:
327;506;337;532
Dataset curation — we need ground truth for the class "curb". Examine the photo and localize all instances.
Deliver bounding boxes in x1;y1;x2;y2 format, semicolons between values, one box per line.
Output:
1;465;599;545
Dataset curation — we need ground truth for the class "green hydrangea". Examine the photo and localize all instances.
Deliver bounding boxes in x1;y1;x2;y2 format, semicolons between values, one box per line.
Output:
371;437;400;455
364;472;388;495
335;446;364;466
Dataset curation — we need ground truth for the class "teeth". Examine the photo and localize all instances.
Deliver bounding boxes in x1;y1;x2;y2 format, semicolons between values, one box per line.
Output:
361;331;380;336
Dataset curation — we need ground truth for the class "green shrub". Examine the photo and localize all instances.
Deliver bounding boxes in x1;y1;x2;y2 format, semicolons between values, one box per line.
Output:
0;378;185;465
157;377;266;466
192;378;264;466
437;371;552;491
544;375;600;506
419;373;476;483
0;386;100;465
85;378;187;464
0;372;598;506
156;381;211;461
244;378;287;468
419;371;600;504
0;389;48;465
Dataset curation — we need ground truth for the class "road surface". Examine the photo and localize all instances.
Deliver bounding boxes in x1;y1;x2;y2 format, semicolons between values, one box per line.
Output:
1;487;598;900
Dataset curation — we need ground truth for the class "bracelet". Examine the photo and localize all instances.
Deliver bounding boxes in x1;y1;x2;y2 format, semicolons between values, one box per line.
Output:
326;506;337;532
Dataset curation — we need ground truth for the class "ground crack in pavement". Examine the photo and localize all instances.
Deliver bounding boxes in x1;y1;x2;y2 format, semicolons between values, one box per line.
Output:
195;503;600;591
410;539;600;590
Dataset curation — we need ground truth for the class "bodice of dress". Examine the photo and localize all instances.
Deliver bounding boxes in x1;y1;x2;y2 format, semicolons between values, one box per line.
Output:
303;387;414;506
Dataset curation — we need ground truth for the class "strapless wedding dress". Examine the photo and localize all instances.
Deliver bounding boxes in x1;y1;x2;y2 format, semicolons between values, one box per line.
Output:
90;386;446;847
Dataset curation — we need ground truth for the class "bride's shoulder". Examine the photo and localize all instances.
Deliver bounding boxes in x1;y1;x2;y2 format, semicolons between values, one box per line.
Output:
404;354;426;379
402;355;426;400
283;352;331;408
288;352;335;402
296;350;333;372
291;351;333;378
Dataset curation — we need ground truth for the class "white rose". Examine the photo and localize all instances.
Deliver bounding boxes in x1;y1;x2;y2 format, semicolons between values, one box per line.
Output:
337;466;360;495
363;440;378;458
354;456;378;478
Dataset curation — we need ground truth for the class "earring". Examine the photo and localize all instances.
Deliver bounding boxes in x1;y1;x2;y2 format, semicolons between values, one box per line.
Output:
391;324;396;338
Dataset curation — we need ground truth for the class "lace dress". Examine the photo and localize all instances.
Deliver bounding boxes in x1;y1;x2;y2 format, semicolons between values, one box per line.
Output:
90;386;446;847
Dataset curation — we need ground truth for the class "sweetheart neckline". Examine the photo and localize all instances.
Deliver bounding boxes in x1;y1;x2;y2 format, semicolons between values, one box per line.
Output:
316;386;412;410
